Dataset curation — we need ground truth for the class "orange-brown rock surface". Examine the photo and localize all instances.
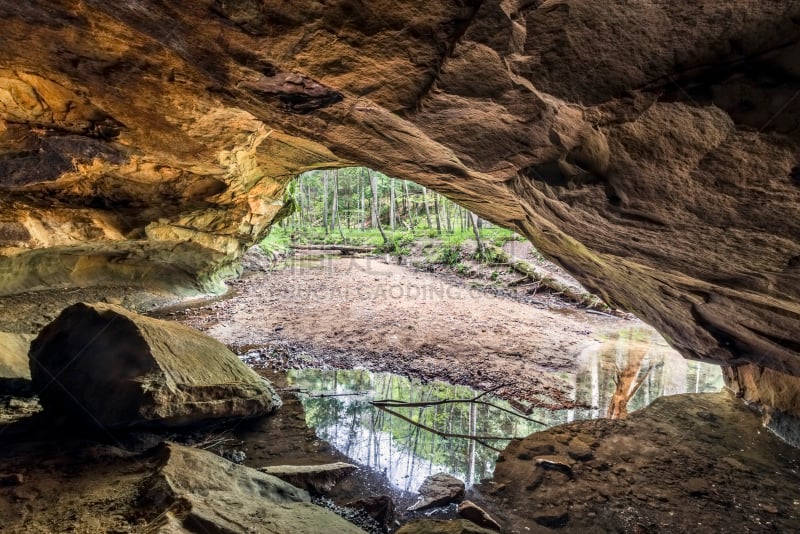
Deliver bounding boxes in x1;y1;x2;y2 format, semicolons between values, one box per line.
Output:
0;2;799;423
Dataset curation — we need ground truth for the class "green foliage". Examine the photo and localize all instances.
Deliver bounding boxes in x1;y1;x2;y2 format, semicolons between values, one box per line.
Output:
455;262;472;276
379;231;414;255
437;243;462;265
480;227;518;247
259;227;292;256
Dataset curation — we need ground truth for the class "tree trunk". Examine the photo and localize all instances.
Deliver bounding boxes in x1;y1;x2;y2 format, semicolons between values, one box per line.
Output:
607;340;651;419
322;170;329;235
331;170;339;230
369;170;379;229
369;170;388;244
333;169;345;241
402;180;412;229
470;212;485;259
422;187;433;229
433;193;442;235
304;178;312;226
360;169;366;231
389;178;396;231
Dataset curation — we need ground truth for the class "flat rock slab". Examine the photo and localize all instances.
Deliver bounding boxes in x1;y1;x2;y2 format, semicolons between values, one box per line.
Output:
0;332;35;394
29;302;280;428
142;443;366;533
458;500;502;532
258;462;357;492
407;472;465;511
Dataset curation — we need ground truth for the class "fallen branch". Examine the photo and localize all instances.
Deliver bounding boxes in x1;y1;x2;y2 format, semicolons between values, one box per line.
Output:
372;382;546;425
373;405;511;452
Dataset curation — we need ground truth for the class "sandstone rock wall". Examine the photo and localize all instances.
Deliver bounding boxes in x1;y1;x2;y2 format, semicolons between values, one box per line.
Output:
0;2;798;414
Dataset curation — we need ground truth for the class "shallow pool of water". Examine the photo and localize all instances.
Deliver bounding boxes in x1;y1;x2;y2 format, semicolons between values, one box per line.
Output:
286;327;724;492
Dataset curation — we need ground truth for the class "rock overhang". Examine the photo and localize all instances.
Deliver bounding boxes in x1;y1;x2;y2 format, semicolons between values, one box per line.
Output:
0;1;798;426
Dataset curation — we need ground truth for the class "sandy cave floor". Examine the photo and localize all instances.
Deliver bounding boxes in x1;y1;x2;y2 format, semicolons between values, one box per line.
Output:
162;250;629;410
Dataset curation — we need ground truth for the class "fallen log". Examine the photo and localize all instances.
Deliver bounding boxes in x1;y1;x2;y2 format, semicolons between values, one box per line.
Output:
289;244;375;254
486;245;613;312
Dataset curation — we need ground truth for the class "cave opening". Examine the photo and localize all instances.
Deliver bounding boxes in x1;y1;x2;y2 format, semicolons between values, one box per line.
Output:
191;165;727;498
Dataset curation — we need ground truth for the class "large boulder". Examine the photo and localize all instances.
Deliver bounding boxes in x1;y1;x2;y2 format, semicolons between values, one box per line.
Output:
141;442;367;534
29;302;280;427
408;473;466;511
0;332;34;394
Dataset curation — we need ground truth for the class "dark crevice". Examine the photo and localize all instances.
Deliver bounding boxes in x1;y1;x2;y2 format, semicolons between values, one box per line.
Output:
791;165;800;186
239;72;343;114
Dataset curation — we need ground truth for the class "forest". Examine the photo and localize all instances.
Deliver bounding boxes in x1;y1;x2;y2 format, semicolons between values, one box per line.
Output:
269;167;507;256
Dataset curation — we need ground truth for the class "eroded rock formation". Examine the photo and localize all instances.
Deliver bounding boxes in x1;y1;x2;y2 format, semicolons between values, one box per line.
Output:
30;302;280;427
0;2;799;421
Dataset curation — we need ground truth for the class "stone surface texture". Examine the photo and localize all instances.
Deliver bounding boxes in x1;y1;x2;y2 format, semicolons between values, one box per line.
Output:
142;442;367;533
29;302;280;427
408;472;466;511
0;332;34;388
258;461;357;493
0;2;799;416
457;500;502;532
482;392;800;532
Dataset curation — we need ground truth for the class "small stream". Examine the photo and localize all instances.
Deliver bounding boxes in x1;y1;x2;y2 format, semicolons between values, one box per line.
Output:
285;327;723;493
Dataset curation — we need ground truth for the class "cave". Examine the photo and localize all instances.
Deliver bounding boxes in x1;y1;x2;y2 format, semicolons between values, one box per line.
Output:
1;1;799;532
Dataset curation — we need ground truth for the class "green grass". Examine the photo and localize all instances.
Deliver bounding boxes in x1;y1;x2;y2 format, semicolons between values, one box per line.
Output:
259;227;293;256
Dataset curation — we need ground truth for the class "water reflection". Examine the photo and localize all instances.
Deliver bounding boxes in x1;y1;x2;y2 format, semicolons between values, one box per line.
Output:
571;328;724;420
286;370;543;491
287;327;723;492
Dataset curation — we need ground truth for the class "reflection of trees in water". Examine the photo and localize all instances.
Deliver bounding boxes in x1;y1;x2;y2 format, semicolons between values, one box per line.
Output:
607;334;652;419
289;369;546;489
288;346;723;488
575;328;725;419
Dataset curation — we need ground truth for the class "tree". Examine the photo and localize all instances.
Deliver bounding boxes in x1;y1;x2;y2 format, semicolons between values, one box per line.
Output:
422;187;433;229
322;170;329;235
369;169;388;244
333;169;345;240
389;178;396;231
433;193;442;235
470;212;485;259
